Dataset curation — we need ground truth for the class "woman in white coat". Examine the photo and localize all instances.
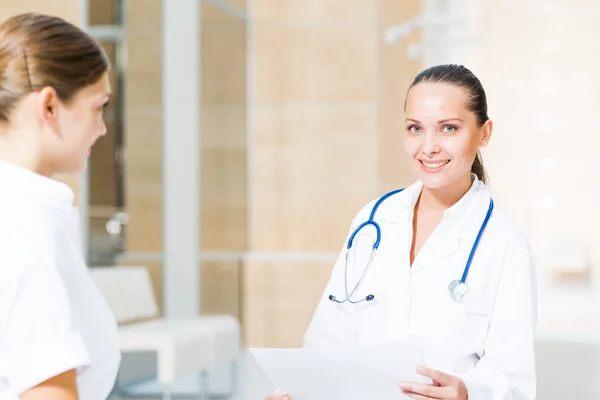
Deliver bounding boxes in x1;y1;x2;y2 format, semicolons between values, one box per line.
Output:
267;64;537;400
0;13;120;400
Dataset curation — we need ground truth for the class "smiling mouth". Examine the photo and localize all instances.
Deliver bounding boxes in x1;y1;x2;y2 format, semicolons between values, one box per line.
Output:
419;159;450;171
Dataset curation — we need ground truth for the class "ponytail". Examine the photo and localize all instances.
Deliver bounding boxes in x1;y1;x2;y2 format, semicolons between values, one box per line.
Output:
471;150;488;184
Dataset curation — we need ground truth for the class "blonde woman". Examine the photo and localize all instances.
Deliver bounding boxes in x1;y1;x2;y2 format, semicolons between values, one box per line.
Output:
0;13;121;400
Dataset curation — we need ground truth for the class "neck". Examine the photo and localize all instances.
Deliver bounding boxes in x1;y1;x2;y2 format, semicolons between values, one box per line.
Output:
0;132;50;177
418;173;474;211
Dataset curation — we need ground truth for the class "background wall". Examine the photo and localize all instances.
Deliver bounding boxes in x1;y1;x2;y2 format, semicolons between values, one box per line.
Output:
242;0;420;347
119;0;249;323
117;0;422;348
467;0;600;286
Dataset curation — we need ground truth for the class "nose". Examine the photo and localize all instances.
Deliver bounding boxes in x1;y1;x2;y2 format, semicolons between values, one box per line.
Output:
421;131;441;157
100;120;108;137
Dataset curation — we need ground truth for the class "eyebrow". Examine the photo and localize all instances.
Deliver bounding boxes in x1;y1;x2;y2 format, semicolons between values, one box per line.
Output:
405;118;463;124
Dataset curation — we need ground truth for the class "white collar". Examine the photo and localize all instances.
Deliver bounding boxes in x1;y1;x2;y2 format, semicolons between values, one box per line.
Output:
0;160;75;208
374;174;492;242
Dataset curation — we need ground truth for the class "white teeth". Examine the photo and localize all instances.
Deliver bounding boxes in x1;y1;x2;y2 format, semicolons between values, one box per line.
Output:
422;160;449;168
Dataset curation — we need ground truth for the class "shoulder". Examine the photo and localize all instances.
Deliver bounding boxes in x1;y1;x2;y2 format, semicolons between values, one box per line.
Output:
487;203;531;250
0;204;64;281
480;194;533;265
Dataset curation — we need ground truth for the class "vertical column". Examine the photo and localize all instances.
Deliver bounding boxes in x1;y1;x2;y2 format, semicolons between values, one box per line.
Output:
162;0;201;317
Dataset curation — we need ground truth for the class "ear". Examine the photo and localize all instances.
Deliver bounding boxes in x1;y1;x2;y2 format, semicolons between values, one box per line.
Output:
479;119;493;147
34;86;60;128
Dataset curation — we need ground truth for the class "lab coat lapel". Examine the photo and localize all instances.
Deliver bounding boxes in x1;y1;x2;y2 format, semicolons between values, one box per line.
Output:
411;178;488;270
412;232;461;269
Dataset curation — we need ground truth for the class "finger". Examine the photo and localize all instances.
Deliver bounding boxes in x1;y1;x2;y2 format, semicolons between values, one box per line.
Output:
416;366;454;386
401;390;438;400
264;394;289;400
398;382;446;398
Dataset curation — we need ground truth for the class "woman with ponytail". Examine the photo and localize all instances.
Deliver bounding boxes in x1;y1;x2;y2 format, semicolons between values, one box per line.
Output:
267;65;537;400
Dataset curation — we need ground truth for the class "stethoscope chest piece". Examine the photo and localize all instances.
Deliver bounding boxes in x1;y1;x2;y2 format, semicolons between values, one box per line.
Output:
448;279;468;303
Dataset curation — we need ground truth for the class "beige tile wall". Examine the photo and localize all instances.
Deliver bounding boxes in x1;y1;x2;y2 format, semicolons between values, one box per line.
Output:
242;259;334;348
119;0;422;347
248;0;379;253
201;2;248;252
89;40;120;235
123;0;163;252
124;0;248;252
120;0;247;322
89;0;117;25
242;0;422;347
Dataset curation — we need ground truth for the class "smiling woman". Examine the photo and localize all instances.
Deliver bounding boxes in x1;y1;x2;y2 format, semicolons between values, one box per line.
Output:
404;64;491;189
0;12;120;400
266;64;537;400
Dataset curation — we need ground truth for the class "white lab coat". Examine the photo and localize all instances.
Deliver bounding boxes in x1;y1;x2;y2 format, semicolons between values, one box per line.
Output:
0;161;121;399
304;176;538;400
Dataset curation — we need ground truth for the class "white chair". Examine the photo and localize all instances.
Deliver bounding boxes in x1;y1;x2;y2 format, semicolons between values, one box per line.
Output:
90;265;241;400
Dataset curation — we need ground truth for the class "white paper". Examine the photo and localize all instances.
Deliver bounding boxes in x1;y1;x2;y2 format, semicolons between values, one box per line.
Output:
250;340;432;400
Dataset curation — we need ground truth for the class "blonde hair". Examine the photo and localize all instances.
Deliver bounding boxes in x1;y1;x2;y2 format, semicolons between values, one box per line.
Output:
0;12;109;123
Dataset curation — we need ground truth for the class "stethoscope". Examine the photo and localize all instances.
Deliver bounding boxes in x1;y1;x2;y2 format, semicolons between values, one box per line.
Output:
328;188;494;305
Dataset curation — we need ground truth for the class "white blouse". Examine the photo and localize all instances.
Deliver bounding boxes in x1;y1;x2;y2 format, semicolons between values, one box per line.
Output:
0;161;121;399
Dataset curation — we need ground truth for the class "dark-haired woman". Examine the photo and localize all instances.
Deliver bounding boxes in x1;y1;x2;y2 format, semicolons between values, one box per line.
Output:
267;64;537;400
0;13;120;400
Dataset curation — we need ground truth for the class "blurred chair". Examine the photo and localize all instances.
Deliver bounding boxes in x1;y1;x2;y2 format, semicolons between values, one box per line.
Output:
90;266;241;400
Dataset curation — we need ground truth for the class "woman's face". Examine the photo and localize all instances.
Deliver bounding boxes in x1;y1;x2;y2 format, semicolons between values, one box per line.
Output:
403;82;492;189
50;73;111;173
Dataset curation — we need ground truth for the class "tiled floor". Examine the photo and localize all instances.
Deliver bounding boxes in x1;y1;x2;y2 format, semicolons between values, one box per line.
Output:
111;350;275;400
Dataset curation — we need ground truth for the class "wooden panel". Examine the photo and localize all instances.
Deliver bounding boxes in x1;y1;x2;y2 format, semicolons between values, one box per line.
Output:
242;260;333;348
202;0;246;22
89;41;119;208
123;0;163;252
201;260;242;320
253;24;376;103
89;0;118;25
200;9;248;251
200;145;247;251
250;104;378;251
202;19;247;105
252;0;376;23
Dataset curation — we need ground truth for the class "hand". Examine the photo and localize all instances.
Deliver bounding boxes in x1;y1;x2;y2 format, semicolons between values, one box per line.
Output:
398;366;468;400
264;392;290;400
